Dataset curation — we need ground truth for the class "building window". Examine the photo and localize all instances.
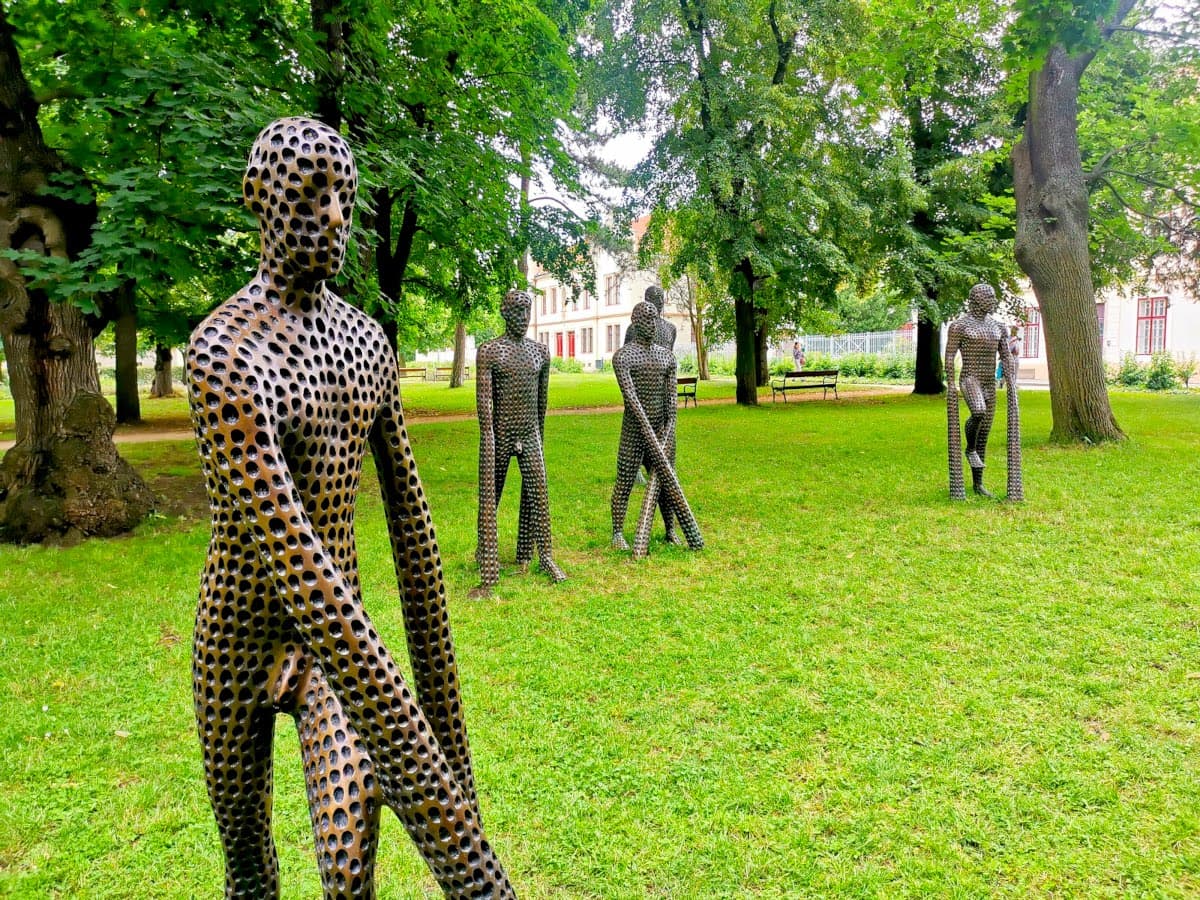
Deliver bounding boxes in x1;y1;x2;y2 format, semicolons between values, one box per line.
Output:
1021;307;1040;358
1136;296;1167;354
1096;303;1105;346
582;291;591;310
549;288;557;314
605;274;620;306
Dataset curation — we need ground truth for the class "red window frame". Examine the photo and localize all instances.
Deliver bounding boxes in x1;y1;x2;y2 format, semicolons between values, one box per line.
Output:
1136;296;1167;354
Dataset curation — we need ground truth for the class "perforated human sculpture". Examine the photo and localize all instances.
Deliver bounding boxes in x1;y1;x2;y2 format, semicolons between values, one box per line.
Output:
474;289;566;591
610;301;704;557
186;117;514;899
623;284;676;351
623;285;679;529
945;283;1024;501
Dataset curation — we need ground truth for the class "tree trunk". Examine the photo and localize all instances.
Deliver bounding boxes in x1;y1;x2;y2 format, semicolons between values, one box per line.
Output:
732;258;758;405
113;280;140;423
688;277;710;381
0;5;152;543
754;314;769;387
1013;44;1123;443
149;343;175;398
912;311;944;395
449;320;467;388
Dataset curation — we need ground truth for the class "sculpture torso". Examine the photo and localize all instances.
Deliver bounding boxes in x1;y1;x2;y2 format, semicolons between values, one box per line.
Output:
951;313;1005;384
479;335;549;447
614;341;675;432
192;287;384;677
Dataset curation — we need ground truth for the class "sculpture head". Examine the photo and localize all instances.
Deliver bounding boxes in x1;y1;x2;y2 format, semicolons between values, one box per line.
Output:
243;117;357;285
501;289;532;337
967;283;997;317
631;300;657;344
644;285;665;314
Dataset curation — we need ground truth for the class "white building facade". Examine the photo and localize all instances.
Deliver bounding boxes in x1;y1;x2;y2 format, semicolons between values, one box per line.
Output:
527;217;692;370
1011;281;1200;381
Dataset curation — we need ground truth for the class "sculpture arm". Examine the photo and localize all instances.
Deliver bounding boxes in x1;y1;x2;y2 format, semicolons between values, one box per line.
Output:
474;351;499;587
663;363;678;446
370;364;480;806
538;347;550;441
944;325;961;396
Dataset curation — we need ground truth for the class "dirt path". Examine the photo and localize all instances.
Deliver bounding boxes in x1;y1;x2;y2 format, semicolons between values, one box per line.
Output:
0;386;909;452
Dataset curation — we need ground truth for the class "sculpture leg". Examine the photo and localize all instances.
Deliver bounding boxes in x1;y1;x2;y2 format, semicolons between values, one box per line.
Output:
196;686;280;900
611;430;642;551
632;467;660;558
947;388;965;500
659;438;680;544
517;447;565;582
963;381;996;499
1005;380;1024;502
294;666;382;900
515;473;535;568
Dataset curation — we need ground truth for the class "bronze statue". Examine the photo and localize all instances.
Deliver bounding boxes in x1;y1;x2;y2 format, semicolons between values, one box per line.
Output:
474;288;566;591
610;301;703;557
186;117;514;899
945;283;1024;501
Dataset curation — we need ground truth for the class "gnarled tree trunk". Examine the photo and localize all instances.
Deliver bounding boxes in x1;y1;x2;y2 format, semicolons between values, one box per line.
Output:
1013;44;1123;443
0;5;152;543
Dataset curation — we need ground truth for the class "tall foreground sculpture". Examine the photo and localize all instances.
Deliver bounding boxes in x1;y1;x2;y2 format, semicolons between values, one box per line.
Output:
186;117;514;899
611;301;703;557
475;288;566;591
945;283;1024;501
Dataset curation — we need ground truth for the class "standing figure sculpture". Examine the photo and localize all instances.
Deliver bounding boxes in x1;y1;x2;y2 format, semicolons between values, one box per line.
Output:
622;285;679;535
186;117;514;900
611;301;704;557
945;283;1024;502
475;288;566;592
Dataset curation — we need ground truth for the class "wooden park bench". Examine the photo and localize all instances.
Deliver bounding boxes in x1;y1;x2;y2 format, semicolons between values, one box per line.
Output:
433;365;469;381
397;366;427;381
677;375;697;408
770;368;839;402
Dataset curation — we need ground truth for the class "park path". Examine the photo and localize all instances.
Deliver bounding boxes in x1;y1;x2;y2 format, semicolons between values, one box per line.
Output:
0;385;911;452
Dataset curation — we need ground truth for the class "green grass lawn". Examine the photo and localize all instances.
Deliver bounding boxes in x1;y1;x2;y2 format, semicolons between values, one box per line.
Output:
1;391;1198;897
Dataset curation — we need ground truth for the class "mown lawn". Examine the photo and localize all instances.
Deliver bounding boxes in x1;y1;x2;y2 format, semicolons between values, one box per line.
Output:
0;390;1198;898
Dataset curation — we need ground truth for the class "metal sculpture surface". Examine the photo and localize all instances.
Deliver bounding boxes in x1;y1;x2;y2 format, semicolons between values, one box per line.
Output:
622;285;677;527
945;283;1024;501
475;288;566;591
623;284;676;350
186;117;514;899
610;301;704;557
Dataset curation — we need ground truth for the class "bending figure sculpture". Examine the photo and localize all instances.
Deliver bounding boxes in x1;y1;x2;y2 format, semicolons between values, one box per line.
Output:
475;288;566;591
945;283;1024;501
186;117;514;899
611;301;704;557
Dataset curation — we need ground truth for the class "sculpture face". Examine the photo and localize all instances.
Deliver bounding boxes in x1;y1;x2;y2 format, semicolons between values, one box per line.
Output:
501;290;532;337
967;284;997;317
243;117;357;282
644;285;665;314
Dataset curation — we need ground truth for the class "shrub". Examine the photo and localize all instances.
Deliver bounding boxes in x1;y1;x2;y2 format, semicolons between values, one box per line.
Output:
1145;352;1179;391
677;354;698;375
551;356;583;374
1116;353;1145;387
1175;354;1197;388
838;353;877;378
707;355;736;376
877;353;914;380
804;351;836;371
769;357;793;376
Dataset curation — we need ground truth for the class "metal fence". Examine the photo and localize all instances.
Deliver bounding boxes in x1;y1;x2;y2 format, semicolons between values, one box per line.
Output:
787;329;914;359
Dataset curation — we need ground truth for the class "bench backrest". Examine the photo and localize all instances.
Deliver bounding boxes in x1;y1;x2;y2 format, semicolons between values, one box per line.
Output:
677;376;698;385
787;369;837;378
